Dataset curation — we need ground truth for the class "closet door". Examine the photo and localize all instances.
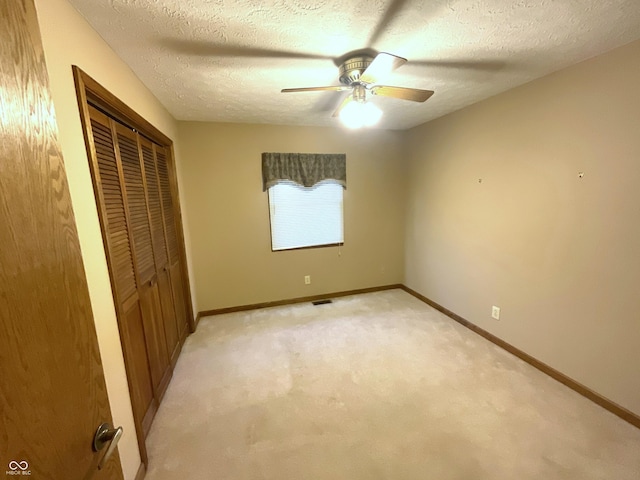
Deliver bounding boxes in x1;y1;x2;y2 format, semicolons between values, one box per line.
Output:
140;137;180;364
87;106;156;435
114;124;172;398
78;69;195;466
155;145;190;340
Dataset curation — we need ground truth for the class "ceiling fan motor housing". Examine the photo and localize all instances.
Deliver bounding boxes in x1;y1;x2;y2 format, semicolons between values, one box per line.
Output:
339;56;374;85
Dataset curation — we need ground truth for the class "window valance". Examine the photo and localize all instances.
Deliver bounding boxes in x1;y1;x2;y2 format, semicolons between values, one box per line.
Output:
262;152;346;191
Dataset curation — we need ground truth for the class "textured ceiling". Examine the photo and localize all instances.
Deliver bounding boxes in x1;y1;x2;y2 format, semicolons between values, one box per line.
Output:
68;0;640;130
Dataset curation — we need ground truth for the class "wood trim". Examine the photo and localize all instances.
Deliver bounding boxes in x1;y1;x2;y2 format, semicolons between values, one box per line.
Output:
134;461;146;480
197;284;403;318
399;285;640;430
73;67;171;146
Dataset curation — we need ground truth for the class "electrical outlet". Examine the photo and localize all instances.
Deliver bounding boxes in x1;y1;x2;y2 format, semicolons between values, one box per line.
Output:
491;305;501;320
304;275;311;285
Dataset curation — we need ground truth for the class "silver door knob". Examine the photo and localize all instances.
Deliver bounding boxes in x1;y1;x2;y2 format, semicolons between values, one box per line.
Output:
93;422;123;470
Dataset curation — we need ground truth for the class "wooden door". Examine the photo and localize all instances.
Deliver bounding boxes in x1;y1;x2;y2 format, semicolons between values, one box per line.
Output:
155;146;190;340
86;107;157;445
140;138;180;365
114;124;172;398
0;1;123;479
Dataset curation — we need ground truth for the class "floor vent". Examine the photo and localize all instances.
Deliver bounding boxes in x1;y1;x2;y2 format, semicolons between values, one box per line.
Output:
312;299;333;306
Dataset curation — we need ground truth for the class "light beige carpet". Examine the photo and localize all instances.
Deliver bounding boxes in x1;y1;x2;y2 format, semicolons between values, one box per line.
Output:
145;289;640;479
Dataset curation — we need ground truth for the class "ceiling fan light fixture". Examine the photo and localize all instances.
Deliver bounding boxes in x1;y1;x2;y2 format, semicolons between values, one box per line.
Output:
282;52;432;127
339;100;382;129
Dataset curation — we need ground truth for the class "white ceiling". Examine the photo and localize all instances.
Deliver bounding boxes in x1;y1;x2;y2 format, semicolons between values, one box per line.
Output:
68;0;640;130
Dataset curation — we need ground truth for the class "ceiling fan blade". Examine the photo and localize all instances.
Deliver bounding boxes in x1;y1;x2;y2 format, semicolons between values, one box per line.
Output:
371;85;434;102
332;94;353;118
314;91;350;113
282;86;352;93
367;0;411;46
360;52;407;84
162;38;334;61
409;59;505;72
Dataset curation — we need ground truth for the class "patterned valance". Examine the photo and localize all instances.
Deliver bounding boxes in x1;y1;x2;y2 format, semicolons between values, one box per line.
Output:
262;152;346;191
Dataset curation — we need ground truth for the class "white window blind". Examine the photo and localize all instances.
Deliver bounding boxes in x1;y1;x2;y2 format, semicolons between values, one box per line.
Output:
268;180;344;251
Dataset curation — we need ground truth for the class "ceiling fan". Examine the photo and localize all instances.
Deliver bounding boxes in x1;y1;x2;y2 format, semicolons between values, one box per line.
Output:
281;51;434;127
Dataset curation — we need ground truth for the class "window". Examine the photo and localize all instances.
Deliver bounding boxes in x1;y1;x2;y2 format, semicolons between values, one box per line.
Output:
268;180;344;251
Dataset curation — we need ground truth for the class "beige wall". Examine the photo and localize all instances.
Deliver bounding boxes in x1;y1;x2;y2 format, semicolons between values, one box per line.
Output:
404;39;640;416
178;122;407;312
34;0;191;478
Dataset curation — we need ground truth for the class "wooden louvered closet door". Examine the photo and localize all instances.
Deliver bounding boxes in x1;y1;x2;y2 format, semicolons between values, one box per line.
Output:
140;137;180;365
155;145;190;340
114;123;172;398
88;107;157;438
86;103;193;450
78;68;193;467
